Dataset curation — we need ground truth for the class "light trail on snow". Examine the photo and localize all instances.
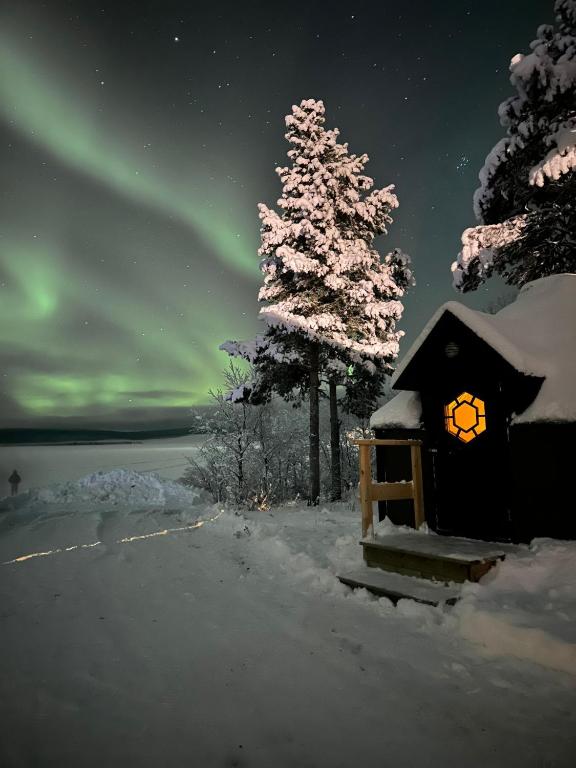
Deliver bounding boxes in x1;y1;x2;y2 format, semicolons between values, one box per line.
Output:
3;541;102;564
1;510;224;566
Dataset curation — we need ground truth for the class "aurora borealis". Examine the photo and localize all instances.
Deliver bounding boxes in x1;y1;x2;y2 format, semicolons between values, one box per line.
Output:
0;0;549;428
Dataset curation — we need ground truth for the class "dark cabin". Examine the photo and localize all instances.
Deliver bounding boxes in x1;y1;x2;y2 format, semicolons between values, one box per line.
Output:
371;274;576;544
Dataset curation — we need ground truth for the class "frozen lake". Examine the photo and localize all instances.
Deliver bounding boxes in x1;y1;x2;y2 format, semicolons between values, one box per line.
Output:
0;435;207;494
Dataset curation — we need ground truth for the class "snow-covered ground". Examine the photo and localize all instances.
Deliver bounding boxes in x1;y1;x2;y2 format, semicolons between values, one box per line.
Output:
0;445;575;767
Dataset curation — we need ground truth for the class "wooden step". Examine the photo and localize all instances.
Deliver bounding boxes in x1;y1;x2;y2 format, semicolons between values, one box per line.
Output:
338;567;461;606
361;532;519;584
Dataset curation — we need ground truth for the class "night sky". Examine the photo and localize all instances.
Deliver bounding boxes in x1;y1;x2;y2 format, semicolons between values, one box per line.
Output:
0;0;550;429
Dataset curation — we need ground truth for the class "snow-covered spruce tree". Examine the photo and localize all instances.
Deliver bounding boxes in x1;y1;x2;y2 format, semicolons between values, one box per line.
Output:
255;99;412;504
452;0;576;291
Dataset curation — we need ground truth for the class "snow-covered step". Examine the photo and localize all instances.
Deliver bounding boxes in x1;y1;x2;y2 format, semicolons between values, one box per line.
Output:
338;567;461;606
361;532;520;583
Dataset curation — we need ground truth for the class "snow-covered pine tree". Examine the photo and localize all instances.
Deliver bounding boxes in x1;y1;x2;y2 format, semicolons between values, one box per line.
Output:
220;333;308;406
257;98;412;504
452;0;576;291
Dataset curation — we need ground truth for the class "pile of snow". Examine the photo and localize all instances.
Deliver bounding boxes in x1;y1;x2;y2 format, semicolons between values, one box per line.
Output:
228;510;576;679
218;513;351;602
234;507;576;676
453;538;576;675
0;469;203;511
392;274;576;423
364;517;576;674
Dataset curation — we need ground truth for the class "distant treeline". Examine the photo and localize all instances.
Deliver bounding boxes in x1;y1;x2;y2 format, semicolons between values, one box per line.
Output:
0;427;197;445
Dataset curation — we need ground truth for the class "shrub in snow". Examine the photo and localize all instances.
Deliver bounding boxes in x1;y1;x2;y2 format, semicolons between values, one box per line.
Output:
182;362;316;506
181;363;274;506
182;364;362;507
452;0;576;291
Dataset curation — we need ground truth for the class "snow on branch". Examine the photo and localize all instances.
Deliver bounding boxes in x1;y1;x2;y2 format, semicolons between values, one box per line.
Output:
220;336;301;366
452;215;528;289
260;302;403;361
530;123;576;186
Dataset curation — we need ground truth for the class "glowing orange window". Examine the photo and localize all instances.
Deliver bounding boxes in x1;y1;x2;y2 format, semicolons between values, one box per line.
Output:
444;392;486;443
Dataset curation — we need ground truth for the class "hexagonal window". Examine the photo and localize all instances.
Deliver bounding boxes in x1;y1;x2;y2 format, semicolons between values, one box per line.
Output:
444;392;486;443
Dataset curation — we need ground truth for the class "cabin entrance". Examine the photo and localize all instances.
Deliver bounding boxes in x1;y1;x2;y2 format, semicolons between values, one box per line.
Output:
425;384;512;542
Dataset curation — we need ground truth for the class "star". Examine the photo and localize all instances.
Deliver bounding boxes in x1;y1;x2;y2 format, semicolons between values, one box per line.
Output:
456;155;470;171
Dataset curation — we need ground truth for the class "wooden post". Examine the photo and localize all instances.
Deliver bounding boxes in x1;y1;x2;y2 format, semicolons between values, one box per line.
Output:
411;444;425;529
358;444;373;539
353;439;425;537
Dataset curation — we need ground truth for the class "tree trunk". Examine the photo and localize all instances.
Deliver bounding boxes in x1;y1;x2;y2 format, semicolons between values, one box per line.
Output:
329;379;341;501
308;342;320;505
237;436;244;501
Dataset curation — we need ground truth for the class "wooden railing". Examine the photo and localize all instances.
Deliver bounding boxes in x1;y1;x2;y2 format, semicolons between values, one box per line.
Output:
352;439;425;538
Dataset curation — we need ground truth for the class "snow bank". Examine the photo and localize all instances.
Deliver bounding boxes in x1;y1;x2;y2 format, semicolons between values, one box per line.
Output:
0;469;203;512
452;538;576;673
214;510;356;602
233;511;576;672
457;609;576;675
352;516;576;673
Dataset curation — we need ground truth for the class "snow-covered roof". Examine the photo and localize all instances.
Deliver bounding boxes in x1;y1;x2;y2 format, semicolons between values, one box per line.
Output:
391;273;576;424
370;390;422;430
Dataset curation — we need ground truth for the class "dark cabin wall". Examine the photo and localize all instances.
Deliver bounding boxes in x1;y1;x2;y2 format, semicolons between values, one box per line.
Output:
509;422;576;541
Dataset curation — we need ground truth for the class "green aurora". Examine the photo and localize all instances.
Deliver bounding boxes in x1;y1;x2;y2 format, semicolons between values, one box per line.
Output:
0;30;261;424
0;35;259;278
